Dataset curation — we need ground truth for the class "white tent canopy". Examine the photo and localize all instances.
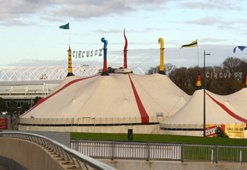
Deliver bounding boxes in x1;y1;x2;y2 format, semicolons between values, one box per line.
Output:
20;73;189;133
210;88;247;122
161;89;245;130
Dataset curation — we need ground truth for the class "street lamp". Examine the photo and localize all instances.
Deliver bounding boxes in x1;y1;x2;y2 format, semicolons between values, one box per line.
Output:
203;50;210;137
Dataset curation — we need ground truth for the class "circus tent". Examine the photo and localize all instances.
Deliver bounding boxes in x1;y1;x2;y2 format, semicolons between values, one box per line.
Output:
19;73;189;133
213;88;247;121
160;89;246;136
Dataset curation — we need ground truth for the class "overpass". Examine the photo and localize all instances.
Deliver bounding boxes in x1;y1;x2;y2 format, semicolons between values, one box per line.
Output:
0;132;115;170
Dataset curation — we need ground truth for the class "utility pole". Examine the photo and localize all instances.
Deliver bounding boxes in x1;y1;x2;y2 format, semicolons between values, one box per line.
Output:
203;50;210;137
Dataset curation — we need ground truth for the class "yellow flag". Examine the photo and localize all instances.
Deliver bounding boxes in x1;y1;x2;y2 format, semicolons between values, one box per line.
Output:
181;40;198;48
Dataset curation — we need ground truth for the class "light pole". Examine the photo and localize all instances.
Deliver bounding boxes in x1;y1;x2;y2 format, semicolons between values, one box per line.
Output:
203;50;210;137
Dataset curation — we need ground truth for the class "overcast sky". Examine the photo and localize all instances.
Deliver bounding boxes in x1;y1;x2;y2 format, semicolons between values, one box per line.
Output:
0;0;247;71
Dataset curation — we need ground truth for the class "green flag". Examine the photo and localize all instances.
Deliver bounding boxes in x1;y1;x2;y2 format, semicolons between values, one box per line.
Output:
59;23;69;29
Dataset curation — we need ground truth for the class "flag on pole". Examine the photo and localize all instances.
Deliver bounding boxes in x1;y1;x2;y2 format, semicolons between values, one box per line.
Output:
181;40;198;48
233;46;246;53
59;23;70;29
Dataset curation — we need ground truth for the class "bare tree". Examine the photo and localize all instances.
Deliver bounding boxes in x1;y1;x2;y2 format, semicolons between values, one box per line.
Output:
146;63;176;75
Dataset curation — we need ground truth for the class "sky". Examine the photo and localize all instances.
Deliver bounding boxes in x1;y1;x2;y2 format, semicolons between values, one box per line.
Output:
0;0;247;72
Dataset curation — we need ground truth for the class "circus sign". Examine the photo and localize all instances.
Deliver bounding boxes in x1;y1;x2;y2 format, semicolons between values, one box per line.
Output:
205;125;223;137
206;124;244;138
206;71;243;80
73;49;103;59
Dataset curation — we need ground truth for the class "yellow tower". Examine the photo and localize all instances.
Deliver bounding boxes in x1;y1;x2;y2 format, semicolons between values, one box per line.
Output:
158;38;165;74
67;46;74;77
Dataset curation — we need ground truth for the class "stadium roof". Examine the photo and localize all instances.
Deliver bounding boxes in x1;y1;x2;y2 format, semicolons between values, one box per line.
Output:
0;65;99;81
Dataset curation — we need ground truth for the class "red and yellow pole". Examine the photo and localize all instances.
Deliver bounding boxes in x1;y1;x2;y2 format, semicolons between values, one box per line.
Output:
196;71;202;88
158;38;165;74
67;46;74;77
245;75;247;87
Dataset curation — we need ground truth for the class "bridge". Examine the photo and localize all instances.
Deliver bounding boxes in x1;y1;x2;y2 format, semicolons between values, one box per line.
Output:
0;132;115;170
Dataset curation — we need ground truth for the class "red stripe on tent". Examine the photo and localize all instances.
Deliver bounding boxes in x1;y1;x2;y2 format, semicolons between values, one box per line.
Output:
24;75;98;114
128;74;149;124
206;92;247;124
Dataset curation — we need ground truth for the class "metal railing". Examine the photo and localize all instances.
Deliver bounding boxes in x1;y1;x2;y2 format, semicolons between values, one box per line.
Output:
71;140;247;163
182;144;247;163
71;140;182;161
0;132;116;170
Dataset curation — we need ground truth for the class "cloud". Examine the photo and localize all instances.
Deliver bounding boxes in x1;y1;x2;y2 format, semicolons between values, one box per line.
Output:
185;17;247;32
93;27;167;34
180;0;241;11
93;29;122;34
0;0;170;25
200;38;225;43
185;17;237;31
0;0;50;25
186;17;229;26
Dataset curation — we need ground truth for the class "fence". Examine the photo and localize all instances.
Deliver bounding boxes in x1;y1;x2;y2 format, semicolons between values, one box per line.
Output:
72;140;181;161
71;140;247;163
0;132;116;170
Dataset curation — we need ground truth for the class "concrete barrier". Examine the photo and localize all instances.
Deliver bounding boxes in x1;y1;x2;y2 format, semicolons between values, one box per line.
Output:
0;137;65;170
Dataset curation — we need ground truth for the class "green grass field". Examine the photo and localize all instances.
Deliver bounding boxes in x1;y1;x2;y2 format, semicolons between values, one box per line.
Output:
71;132;247;146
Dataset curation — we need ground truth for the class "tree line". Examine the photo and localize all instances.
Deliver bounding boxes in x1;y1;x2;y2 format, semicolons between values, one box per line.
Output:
147;57;247;95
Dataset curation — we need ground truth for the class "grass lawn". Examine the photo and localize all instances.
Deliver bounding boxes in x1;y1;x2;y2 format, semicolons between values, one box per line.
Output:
71;132;247;146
